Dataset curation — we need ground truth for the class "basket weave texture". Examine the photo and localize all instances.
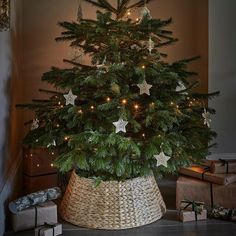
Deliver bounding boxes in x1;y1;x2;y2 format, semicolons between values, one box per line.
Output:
60;170;166;229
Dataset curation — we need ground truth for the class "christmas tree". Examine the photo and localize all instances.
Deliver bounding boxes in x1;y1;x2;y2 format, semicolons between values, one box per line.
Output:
19;0;218;181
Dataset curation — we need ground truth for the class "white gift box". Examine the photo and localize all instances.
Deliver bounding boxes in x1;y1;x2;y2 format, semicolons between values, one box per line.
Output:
35;223;62;236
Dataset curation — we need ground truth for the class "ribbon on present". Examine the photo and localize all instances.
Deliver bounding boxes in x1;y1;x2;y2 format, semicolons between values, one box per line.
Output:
34;206;38;228
38;223;57;236
219;159;229;173
181;199;205;221
201;166;211;181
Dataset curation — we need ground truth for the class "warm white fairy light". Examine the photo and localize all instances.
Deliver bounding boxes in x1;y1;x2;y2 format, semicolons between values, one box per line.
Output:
122;99;127;105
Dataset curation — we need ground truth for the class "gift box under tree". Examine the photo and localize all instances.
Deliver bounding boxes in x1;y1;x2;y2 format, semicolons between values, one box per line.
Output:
23;147;59;194
176;176;236;210
179;200;207;222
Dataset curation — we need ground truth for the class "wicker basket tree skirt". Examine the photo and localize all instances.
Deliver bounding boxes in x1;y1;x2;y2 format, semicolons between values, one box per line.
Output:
60;170;166;230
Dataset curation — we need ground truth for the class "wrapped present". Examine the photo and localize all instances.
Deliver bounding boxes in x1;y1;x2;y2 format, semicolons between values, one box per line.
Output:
179;166;236;185
180;199;204;212
209;206;236;222
23;173;59;194
176;176;236;210
35;223;62;236
179;199;207;222
204;159;236;174
9;187;61;214
23;147;58;176
179;209;207;222
11;201;57;232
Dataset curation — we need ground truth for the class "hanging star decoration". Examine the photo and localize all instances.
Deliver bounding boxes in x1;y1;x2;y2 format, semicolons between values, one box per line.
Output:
139;6;152;22
148;36;154;54
154;151;171;168
202;108;212;127
176;81;187;94
113;118;128;133
47;140;56;148
31;118;39;130
137;80;152;96
63;89;77;106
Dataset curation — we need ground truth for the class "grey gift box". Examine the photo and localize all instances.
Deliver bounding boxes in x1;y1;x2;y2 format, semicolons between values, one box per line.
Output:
11;201;57;232
35;223;62;236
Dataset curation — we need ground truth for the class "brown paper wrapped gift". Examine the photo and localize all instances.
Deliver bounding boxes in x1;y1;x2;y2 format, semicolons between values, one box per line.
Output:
179;209;207;222
11;201;57;232
176;176;236;210
35;223;62;236
204;160;236;174
23;173;58;194
179;166;236;185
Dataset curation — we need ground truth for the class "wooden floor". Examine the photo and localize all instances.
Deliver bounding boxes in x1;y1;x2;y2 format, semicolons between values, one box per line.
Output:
5;178;236;236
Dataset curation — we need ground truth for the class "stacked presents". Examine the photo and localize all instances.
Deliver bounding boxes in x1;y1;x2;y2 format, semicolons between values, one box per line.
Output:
9;187;63;235
177;154;236;222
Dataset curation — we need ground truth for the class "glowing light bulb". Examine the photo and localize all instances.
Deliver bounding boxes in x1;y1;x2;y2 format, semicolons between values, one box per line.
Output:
136;18;139;22
50;163;54;167
122;99;127;105
158;134;161;138
106;97;111;102
37;164;40;167
60;105;64;108
142;133;145;137
90;105;95;110
176;105;179;109
127;10;131;16
78;109;83;114
58;101;61;105
51;152;55;155
30;154;33;157
64;136;69;141
170;101;174;106
141;65;145;69
134;104;139;110
56;124;60;128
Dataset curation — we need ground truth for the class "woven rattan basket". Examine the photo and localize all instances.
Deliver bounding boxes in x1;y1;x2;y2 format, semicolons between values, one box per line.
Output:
60;170;166;229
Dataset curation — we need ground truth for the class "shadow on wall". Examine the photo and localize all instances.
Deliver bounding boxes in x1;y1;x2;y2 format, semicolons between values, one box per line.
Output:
0;31;11;235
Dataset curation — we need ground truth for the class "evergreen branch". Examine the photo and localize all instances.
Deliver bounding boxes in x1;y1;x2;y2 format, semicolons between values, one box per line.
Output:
191;91;220;99
39;89;63;95
63;59;94;69
157;38;178;47
128;0;153;9
32;99;51;103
